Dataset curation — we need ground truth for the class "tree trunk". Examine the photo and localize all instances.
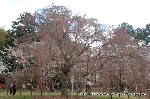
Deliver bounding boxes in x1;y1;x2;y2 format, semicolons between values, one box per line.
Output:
61;72;71;96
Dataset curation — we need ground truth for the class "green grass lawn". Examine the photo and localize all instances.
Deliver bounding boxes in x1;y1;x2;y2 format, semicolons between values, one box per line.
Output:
0;95;147;99
0;95;33;99
0;96;125;99
0;89;61;96
0;95;148;99
0;89;148;99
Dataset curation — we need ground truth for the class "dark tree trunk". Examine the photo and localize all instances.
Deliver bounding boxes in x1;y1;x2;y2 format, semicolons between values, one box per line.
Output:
61;70;71;96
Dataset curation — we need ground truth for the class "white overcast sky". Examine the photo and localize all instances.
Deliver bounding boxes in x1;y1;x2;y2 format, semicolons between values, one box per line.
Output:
0;0;150;29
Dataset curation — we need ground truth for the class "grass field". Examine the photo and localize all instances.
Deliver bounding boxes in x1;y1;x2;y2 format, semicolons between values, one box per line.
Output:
0;95;147;99
0;95;149;99
0;94;148;99
0;89;148;99
0;95;33;99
